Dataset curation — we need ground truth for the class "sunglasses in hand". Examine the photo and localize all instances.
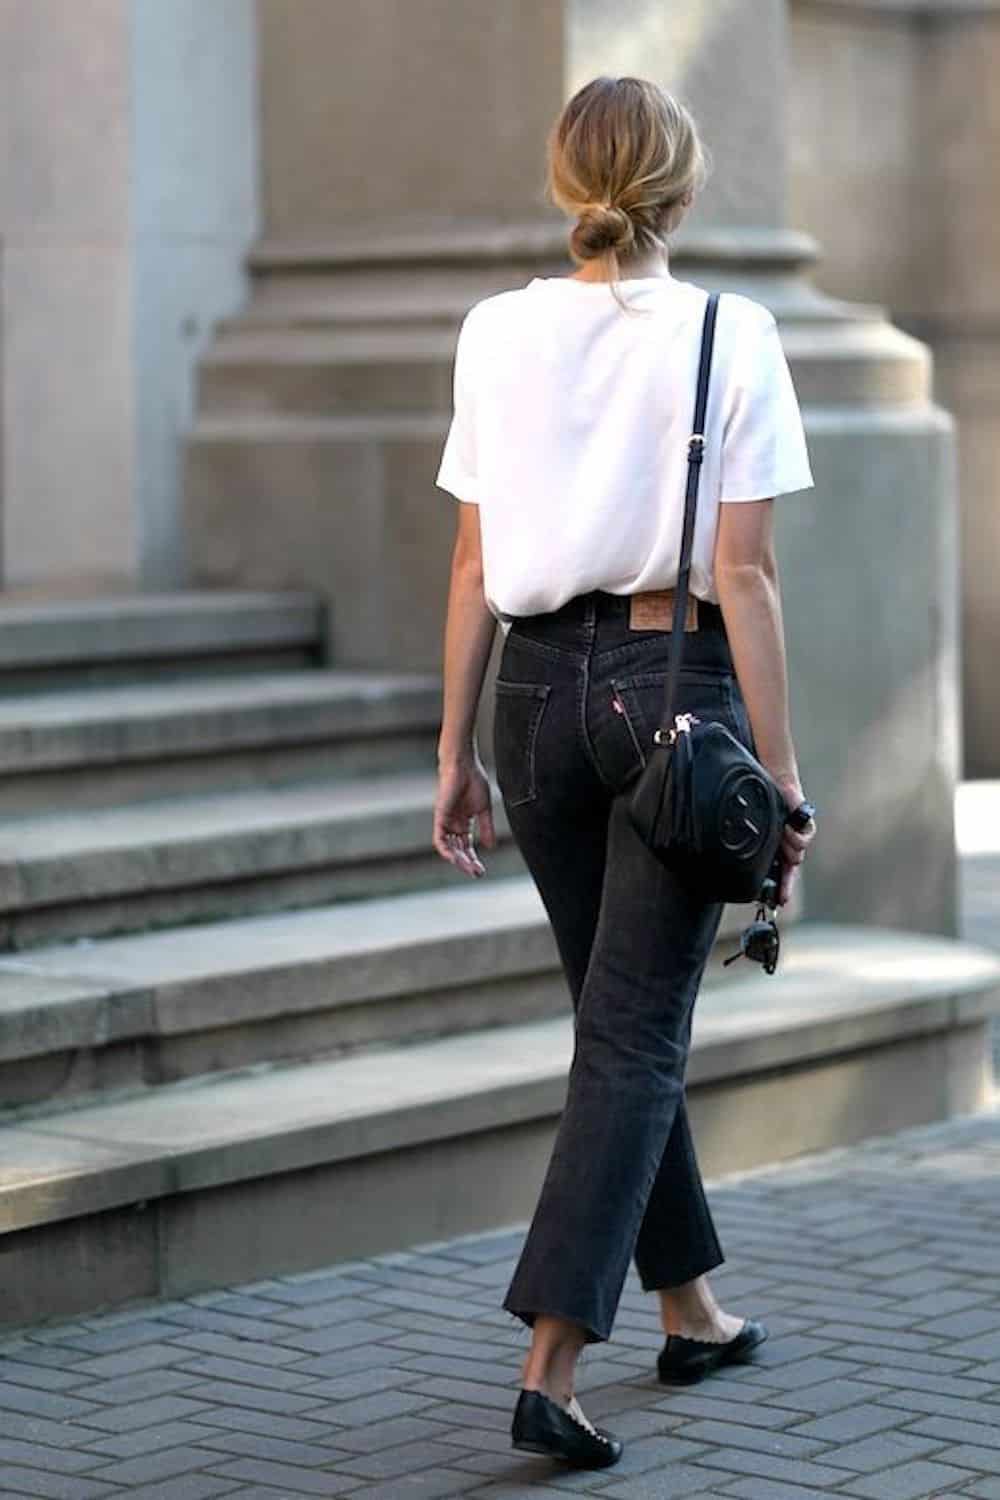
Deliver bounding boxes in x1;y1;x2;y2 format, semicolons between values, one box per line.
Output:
722;855;783;976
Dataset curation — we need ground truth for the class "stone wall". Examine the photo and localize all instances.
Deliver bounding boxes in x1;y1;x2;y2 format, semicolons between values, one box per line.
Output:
131;0;259;586
0;0;258;593
0;0;135;590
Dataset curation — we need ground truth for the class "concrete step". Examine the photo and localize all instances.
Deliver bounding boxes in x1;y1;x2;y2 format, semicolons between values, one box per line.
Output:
214;289;473;337
0;772;524;947
0;875;559;1116
2;919;997;1328
189;411;447;442
198;329;457;417
0;669;442;812
0;873;793;1117
0;590;324;693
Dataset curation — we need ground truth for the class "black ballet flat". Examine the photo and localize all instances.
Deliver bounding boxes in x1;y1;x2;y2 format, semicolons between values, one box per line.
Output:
511;1388;623;1469
657;1316;768;1384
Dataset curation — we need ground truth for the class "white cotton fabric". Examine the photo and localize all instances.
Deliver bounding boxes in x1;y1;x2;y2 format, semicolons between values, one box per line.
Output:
434;272;814;623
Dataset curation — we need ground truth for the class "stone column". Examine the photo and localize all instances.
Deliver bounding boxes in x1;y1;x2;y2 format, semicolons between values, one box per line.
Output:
186;0;960;937
256;0;564;238
0;0;257;594
788;0;1000;776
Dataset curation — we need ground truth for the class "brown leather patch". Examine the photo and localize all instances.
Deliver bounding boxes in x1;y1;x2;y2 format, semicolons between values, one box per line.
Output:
628;589;699;632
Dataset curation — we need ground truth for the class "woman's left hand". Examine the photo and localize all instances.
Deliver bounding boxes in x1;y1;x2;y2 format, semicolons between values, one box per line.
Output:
433;755;496;877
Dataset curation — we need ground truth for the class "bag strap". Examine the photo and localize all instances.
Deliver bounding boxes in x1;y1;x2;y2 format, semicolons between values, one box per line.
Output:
657;288;720;734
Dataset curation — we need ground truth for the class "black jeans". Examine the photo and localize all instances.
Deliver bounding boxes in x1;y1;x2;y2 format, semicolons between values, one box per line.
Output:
494;588;756;1345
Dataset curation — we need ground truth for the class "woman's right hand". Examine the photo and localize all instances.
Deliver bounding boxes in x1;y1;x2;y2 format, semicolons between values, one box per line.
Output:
432;752;496;878
774;780;816;906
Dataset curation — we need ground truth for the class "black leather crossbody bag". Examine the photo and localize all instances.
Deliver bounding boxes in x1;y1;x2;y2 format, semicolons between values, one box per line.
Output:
626;290;790;905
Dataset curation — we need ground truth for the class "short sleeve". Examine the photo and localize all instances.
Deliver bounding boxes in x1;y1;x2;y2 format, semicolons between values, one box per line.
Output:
435;310;479;504
719;313;814;503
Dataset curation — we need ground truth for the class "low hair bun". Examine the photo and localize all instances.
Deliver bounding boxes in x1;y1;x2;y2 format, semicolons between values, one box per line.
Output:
571;201;636;260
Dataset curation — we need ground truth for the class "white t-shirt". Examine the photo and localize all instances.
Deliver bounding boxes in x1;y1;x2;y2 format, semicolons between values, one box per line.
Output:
434;272;814;622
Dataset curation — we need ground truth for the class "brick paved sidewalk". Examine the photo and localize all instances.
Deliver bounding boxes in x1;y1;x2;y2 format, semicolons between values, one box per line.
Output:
2;1110;1000;1499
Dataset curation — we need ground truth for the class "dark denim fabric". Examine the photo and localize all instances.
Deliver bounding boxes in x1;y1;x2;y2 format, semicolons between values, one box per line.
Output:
494;587;756;1345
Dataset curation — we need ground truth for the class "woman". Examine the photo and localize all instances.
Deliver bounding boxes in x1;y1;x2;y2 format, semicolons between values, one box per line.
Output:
432;75;817;1470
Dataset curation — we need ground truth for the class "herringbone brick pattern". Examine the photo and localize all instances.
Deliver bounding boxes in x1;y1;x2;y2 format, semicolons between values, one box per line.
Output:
1;1109;999;1497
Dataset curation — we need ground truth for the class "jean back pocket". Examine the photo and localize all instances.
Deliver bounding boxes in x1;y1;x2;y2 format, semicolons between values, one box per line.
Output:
493;679;551;807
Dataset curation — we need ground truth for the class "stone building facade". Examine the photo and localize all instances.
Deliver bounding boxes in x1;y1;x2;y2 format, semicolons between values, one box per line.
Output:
1;0;991;926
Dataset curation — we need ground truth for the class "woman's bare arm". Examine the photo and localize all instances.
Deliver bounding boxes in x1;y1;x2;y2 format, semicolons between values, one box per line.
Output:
713;498;815;902
713;499;798;790
433;500;497;876
437;501;496;765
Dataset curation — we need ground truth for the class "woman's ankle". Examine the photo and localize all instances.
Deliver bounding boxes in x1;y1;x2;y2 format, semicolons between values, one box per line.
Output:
521;1351;578;1404
657;1274;719;1334
520;1316;586;1402
522;1375;572;1405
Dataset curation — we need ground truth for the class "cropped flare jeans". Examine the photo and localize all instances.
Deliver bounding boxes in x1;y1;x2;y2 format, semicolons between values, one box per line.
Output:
494;587;757;1345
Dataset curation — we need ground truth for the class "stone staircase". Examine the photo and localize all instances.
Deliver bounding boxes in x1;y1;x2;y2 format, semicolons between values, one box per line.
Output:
1;589;999;1332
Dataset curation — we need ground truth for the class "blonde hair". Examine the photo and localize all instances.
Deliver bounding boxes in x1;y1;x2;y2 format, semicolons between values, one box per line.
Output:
544;76;711;314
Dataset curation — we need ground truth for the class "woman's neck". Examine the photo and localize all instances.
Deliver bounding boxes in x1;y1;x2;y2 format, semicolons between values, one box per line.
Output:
570;253;671;285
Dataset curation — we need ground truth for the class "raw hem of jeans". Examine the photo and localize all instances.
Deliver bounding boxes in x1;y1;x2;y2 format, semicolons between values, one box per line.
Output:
637;1248;726;1294
502;1300;608;1346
